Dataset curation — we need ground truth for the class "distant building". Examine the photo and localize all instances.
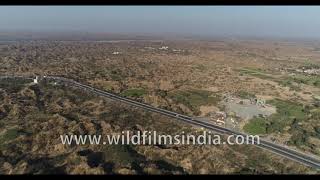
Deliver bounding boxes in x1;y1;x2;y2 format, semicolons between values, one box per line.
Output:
144;46;155;50
112;51;120;55
159;46;169;50
208;111;227;125
250;98;266;107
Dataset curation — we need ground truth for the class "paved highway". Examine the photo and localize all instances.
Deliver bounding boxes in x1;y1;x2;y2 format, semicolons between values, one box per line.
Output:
1;75;320;169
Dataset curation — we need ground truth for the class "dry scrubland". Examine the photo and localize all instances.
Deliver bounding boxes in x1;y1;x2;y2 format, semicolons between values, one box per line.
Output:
0;38;320;174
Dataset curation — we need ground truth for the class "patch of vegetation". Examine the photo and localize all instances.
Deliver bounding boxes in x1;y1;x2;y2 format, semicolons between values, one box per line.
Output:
238;68;274;80
266;99;307;133
243;117;267;135
121;88;146;98
244;150;271;170
92;81;113;91
270;99;306;118
42;82;93;103
0;78;31;93
0;128;23;148
244;99;320;154
25;111;52;122
289;75;320;88
300;62;320;69
110;73;122;81
103;145;144;166
102;84;113;91
168;89;220;115
108;69;126;81
60;112;79;122
155;89;167;98
311;109;320;119
277;78;302;91
288;127;309;147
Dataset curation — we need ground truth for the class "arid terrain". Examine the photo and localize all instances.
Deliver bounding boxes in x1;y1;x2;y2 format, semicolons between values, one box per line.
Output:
0;35;320;174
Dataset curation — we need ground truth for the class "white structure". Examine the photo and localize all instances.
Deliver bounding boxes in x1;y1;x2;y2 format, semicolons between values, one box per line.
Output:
216;119;225;125
144;46;155;50
159;46;169;50
33;76;39;84
112;51;120;55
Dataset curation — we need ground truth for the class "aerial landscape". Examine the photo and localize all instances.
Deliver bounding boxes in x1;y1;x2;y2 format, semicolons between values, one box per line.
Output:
0;6;320;174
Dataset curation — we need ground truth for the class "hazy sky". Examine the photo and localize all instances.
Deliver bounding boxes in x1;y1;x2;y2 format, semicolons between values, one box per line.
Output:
0;6;320;39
